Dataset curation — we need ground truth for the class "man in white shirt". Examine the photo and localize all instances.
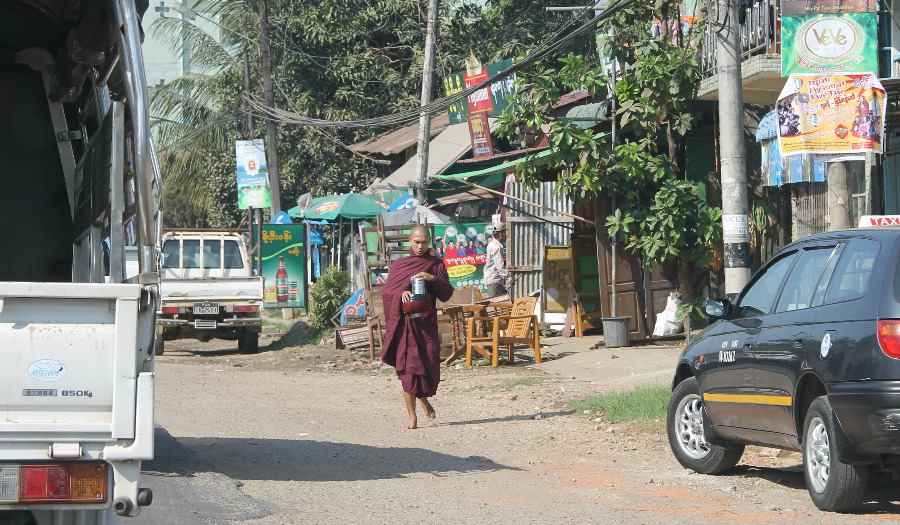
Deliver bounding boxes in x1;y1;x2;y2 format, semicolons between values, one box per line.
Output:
484;223;513;296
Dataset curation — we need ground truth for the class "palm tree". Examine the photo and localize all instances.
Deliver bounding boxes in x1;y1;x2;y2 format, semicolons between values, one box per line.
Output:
149;0;256;215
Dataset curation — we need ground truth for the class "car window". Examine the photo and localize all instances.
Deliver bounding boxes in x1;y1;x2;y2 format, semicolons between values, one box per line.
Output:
811;243;844;307
161;240;180;268
824;239;879;304
181;240;201;269
203;241;221;268
775;246;836;312
736;253;796;318
223;240;244;269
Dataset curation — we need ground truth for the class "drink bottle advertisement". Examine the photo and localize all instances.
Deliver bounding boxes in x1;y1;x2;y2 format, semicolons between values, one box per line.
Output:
260;224;307;308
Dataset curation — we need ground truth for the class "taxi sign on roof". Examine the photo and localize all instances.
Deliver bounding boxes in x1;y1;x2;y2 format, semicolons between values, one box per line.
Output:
858;215;900;227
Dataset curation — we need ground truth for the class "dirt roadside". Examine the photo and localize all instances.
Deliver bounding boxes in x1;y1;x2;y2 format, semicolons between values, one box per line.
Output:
144;327;900;524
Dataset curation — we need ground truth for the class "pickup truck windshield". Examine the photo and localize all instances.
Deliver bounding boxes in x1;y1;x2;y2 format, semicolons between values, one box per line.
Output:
162;239;244;269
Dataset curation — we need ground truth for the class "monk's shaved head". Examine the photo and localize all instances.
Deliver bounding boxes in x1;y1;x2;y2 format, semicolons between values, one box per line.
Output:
409;225;430;256
410;225;430;239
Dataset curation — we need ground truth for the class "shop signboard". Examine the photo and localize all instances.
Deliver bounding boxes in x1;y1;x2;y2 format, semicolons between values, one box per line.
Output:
442;59;517;124
433;223;494;295
781;13;877;75
777;73;886;156
235;139;272;210
467;111;494;159
261;224;306;308
543;246;573;313
782;0;875;15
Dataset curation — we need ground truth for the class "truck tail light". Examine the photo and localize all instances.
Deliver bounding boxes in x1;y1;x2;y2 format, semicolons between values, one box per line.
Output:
160;307;181;314
0;463;106;504
231;305;260;312
877;320;900;359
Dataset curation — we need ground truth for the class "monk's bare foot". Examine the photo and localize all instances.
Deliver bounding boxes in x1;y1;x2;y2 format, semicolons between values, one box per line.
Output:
405;417;417;429
419;398;436;420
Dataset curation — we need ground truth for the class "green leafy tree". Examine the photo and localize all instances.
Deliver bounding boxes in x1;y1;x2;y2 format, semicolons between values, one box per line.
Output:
151;0;574;226
308;266;352;330
497;0;720;314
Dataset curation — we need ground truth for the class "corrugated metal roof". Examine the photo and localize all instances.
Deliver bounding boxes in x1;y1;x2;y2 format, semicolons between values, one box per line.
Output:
349;113;451;155
553;89;589;109
456;146;550;164
364;122;474;193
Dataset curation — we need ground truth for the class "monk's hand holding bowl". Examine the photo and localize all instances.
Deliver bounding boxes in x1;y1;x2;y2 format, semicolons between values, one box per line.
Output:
401;290;413;302
412;271;434;281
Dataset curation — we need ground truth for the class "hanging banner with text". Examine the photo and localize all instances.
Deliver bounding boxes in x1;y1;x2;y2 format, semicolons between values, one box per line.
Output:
433;223;493;295
442;59;516;124
781;13;877;75
777;73;886;156
235;139;272;210
467;111;494;159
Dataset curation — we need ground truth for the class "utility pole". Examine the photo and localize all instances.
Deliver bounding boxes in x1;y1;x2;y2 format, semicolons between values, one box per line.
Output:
414;0;440;205
826;162;852;230
243;52;253;140
258;0;281;215
715;0;750;293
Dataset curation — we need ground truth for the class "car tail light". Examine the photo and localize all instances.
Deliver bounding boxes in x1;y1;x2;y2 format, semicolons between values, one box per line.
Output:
877;320;900;359
231;305;260;312
0;463;106;504
160;307;181;314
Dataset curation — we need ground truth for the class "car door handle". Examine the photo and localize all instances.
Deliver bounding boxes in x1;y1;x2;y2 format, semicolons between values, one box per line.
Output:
793;339;804;348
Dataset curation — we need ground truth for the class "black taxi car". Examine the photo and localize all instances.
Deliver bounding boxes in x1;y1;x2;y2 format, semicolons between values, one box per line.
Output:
667;228;900;512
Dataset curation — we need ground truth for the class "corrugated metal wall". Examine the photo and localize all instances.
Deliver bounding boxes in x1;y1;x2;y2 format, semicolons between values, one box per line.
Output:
506;182;574;298
792;182;827;240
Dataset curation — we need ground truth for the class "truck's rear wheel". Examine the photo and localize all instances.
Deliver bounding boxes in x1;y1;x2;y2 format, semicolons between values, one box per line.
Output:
239;331;259;354
154;332;165;356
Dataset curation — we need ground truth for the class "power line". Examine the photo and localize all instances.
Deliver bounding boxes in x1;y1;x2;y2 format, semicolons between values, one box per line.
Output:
243;0;635;130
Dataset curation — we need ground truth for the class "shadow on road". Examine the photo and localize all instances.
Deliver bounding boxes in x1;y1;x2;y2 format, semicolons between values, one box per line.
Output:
441;410;572;426
145;426;519;483
726;463;900;514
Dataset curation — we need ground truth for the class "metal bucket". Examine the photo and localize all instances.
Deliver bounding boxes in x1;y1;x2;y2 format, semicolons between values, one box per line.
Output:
602;317;631;348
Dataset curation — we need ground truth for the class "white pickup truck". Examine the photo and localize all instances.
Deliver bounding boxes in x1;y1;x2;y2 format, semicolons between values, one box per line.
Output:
155;231;264;354
1;1;159;523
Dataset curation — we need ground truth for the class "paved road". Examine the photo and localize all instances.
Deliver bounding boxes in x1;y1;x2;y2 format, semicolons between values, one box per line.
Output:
132;338;900;524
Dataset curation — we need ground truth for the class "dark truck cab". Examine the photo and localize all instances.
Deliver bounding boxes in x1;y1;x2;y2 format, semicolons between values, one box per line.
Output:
667;228;900;512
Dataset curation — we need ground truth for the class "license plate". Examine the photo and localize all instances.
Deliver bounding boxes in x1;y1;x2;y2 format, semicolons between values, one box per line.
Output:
193;302;219;315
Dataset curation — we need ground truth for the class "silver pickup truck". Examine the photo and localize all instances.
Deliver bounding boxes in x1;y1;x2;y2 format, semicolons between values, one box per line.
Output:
155;231;264;354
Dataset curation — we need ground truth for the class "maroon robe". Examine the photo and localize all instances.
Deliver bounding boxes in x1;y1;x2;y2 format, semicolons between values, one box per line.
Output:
380;249;454;398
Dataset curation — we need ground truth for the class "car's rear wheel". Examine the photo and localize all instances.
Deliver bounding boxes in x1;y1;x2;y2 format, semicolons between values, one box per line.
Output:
667;377;744;474
239;330;259;354
803;396;868;512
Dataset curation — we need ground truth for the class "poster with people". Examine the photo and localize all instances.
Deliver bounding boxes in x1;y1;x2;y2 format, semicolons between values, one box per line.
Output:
777;73;886;156
432;223;493;295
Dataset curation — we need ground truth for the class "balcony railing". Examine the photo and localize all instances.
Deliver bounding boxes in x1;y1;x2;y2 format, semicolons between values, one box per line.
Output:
700;0;780;74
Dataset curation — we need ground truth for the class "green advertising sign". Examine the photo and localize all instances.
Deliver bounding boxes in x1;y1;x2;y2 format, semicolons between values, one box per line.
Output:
781;13;878;76
260;224;306;308
442;59;516;124
433;223;495;295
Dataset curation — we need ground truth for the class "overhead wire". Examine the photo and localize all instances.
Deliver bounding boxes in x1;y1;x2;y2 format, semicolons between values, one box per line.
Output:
242;0;635;129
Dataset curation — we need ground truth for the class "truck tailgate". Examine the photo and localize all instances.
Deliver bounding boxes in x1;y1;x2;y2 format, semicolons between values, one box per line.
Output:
159;276;264;302
0;282;142;441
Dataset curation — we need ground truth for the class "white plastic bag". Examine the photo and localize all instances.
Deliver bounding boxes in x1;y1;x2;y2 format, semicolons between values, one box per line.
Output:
652;293;683;336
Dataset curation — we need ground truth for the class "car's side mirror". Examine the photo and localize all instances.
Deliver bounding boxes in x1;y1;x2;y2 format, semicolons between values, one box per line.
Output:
702;298;730;319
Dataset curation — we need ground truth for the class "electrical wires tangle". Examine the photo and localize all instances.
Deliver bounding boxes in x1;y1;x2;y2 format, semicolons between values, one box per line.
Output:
243;0;637;130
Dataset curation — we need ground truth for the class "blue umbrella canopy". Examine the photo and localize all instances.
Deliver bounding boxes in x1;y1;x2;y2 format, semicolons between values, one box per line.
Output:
756;109;778;142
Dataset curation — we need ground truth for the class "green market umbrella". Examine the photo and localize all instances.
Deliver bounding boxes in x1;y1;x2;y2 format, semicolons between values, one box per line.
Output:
287;193;387;221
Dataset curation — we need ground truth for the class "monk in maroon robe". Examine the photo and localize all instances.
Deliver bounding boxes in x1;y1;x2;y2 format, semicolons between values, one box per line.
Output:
380;225;454;429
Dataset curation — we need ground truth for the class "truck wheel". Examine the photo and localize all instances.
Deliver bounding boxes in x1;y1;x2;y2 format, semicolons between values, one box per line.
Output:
667;377;744;474
240;331;259;354
803;396;868;512
154;332;165;356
